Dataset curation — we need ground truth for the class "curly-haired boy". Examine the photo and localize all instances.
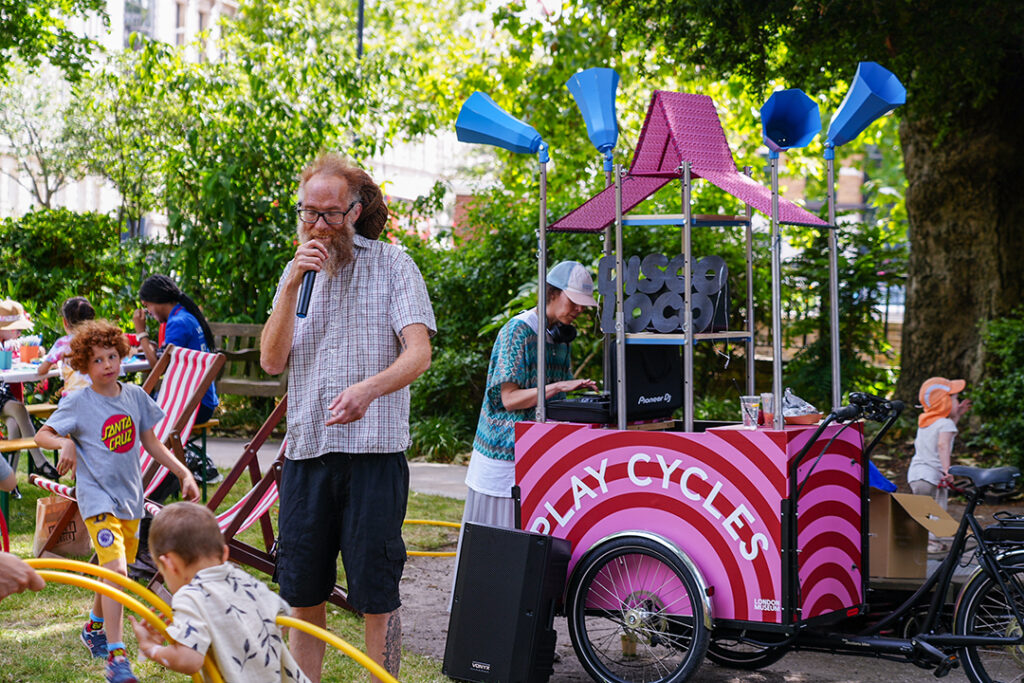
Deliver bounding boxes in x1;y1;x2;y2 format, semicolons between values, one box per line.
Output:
37;319;200;683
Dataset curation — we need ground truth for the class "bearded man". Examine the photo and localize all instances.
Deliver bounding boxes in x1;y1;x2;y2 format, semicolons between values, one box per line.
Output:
261;153;435;682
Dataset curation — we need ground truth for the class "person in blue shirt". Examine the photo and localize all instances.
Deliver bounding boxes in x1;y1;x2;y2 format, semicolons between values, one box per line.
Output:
132;274;220;483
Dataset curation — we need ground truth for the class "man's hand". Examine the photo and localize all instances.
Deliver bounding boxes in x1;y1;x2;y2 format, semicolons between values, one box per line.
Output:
290;239;329;286
56;439;77;477
179;473;201;502
0;553;45;600
327;381;378;426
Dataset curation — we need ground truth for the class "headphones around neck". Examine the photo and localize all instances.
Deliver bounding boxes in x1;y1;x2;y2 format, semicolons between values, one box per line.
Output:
548;323;577;344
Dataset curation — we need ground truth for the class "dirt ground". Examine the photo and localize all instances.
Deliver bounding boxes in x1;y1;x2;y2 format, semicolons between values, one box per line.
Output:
398;496;1024;682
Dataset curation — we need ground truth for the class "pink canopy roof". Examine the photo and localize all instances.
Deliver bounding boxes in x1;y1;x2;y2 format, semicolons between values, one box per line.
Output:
550;90;827;232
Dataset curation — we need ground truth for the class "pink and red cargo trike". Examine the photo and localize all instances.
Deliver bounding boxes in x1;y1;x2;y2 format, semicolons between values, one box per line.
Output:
453;67;1024;683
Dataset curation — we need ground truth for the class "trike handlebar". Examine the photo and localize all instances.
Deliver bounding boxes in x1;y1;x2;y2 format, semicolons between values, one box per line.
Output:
835;392;905;424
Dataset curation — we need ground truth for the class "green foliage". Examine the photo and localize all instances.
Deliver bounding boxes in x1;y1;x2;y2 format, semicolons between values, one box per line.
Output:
0;0;107;81
606;0;1024;130
0;208;142;341
971;309;1024;468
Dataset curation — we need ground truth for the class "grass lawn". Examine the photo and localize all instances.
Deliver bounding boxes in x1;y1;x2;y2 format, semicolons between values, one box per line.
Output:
0;463;463;682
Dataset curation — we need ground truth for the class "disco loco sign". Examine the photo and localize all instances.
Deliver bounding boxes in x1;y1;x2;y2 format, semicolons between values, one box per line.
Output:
597;253;728;333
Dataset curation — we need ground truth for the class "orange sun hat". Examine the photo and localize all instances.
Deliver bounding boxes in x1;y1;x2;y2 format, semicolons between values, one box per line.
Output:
918;376;966;428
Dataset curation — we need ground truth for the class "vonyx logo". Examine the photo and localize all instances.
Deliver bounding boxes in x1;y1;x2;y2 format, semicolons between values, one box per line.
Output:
637;393;672;405
470;661;491;672
101;414;136;453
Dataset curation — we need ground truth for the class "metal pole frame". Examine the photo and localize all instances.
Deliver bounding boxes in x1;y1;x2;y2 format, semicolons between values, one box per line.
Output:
769;153;784;430
536;147;549;422
825;147;842;411
613;164;627;431
744;166;755;397
682;161;694;431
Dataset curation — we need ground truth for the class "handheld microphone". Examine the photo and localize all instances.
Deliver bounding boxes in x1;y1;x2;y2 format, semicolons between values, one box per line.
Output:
296;270;316;318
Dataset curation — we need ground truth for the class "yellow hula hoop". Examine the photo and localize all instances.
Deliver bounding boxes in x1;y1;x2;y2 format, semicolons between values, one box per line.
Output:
402;519;460;558
277;615;400;683
33;570;223;683
26;558;172;618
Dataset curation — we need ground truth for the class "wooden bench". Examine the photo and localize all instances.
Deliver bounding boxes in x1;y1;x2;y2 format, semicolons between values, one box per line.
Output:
26;404;57;420
209;322;287;397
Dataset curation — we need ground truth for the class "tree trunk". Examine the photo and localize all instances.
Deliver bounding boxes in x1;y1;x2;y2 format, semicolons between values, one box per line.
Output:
896;93;1024;402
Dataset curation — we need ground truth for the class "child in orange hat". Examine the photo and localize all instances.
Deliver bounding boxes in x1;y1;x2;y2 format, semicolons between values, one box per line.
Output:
907;377;973;511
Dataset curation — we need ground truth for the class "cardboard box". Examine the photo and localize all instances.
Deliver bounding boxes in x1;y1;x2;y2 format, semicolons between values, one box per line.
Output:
869;492;960;578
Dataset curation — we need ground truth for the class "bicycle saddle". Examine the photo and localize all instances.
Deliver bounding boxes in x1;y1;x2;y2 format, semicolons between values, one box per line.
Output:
949;465;1020;489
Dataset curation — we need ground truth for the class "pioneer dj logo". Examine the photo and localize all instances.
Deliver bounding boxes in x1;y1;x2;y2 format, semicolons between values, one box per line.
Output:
101;414;136;453
637;392;672;405
470;661;491;672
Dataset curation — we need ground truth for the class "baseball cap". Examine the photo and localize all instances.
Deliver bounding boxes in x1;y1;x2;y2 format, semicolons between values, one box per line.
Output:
919;376;966;409
547;261;597;307
0;299;33;331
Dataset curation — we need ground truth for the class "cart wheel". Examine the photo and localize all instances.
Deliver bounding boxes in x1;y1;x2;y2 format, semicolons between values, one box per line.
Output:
566;535;710;683
954;555;1024;683
706;630;789;670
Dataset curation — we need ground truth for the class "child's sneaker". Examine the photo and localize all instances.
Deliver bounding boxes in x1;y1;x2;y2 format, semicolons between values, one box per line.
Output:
80;623;107;658
105;652;138;683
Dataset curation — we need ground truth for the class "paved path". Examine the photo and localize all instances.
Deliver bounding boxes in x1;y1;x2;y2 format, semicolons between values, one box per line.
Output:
204;437;468;499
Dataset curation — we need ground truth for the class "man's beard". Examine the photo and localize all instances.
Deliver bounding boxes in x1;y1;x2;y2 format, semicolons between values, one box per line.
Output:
298;222;354;276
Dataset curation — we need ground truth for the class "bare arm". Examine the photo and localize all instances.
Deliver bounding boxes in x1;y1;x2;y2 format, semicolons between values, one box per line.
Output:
36;426;77;477
938;430;955;484
0;470;15;493
36;359;54;376
139;428;200;502
326;323;433;426
499;378;598;412
129;616;205;675
261;241;329;375
0;553;45;600
133;309;159;368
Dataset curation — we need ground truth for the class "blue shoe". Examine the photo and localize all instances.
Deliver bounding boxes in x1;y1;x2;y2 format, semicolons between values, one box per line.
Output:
80;624;107;658
105;653;138;683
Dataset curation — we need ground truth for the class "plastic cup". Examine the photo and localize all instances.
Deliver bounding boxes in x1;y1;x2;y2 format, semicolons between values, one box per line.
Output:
760;392;775;424
740;395;760;429
19;345;39;363
0;350;11;370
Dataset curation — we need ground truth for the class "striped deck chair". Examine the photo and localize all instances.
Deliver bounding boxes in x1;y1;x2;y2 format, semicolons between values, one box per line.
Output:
145;396;354;613
28;345;225;556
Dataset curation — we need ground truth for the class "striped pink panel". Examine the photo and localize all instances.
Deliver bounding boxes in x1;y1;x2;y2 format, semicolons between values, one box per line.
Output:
632;91;737;176
789;424;865;619
515;422;863;623
142;347;218;496
516;422;790;622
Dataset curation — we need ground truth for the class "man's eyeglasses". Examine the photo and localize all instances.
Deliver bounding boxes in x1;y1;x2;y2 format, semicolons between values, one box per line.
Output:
295;201;358;225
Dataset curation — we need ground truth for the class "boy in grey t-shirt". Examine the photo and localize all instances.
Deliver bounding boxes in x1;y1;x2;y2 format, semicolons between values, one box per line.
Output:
36;320;199;683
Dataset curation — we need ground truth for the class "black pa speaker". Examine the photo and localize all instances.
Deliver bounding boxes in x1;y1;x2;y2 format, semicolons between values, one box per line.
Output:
609;345;684;421
443;524;572;683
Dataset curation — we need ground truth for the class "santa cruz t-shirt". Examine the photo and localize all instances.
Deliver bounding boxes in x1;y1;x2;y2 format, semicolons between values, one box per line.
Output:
44;382;164;520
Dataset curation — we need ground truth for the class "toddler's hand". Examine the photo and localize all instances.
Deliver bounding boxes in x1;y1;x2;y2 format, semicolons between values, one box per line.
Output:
128;615;161;650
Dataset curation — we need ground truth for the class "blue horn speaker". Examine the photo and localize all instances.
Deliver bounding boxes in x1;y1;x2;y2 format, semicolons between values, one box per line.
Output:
826;62;906;148
566;68;619;157
760;88;821;155
456;92;543;156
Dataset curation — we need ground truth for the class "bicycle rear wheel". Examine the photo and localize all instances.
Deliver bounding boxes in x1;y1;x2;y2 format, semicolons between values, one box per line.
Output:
954;559;1024;683
566;536;710;683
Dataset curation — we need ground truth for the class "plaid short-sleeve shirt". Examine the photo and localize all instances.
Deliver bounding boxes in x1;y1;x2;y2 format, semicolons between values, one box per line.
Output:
274;234;436;458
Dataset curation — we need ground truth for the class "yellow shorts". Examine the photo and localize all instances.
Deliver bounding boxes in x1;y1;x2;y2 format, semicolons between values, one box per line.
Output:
83;514;140;566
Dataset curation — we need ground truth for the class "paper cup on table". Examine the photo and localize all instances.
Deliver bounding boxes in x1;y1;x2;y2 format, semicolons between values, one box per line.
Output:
19;345;39;363
0;350;11;370
740;395;760;429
